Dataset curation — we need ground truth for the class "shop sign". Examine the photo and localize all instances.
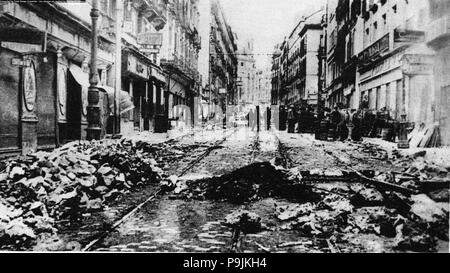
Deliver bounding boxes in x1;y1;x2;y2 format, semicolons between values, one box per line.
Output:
358;33;390;64
137;32;163;46
2;42;42;54
23;61;37;112
127;54;150;79
0;27;45;53
11;58;32;67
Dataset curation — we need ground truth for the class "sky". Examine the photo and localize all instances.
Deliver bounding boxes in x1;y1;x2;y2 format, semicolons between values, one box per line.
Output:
220;0;327;69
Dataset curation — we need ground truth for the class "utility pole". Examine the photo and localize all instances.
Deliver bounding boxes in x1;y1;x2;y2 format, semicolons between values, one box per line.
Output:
87;0;101;140
114;0;123;135
209;27;213;119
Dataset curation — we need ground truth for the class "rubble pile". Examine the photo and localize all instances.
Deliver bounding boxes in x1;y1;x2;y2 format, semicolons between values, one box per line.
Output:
355;142;390;161
370;149;450;200
0;139;166;250
135;140;211;172
275;183;449;252
174;162;320;204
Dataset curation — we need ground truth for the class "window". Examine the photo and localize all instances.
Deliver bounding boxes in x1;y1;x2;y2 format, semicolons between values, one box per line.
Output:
373;22;378;40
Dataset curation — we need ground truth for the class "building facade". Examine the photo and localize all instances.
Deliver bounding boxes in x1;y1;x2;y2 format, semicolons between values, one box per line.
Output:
0;1;116;156
255;67;271;105
237;39;257;105
198;0;237;114
274;9;323;109
425;0;450;145
270;44;282;105
324;0;450;146
159;0;202;130
0;0;203;156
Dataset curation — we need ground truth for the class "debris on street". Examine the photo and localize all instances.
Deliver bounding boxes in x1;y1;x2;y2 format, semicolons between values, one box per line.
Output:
0;139;171;250
173;162;319;203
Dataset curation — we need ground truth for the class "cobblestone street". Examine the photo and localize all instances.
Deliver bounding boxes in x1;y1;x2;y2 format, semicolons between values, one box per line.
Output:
1;1;450;257
55;128;446;253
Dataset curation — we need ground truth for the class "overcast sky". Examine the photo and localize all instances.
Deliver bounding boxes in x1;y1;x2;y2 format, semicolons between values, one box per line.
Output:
220;0;326;69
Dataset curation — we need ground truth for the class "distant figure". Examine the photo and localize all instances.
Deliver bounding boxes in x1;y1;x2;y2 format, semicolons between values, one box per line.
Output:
273;106;280;130
267;107;272;130
287;107;295;133
330;107;341;140
351;109;363;142
297;107;305;133
338;107;350;141
347;109;356;141
249;108;256;131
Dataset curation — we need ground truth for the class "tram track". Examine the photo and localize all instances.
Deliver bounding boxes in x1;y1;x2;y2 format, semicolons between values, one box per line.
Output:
82;128;238;251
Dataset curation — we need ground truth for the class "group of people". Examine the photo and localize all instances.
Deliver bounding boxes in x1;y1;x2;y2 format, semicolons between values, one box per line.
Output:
328;106;362;141
286;106;317;134
326;105;398;142
283;103;392;143
247;107;272;131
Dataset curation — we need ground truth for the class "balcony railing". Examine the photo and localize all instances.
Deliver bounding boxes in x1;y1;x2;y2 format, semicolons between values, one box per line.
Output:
427;14;450;43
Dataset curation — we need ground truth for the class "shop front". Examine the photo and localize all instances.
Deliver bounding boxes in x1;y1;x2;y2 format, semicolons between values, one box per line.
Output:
122;48;166;135
0;27;57;156
1;2;115;155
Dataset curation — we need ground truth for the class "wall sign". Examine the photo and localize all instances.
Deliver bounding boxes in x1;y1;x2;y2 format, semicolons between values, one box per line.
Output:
23;61;37;112
58;67;67;118
127;54;150;79
82;85;88;117
358;33;390;65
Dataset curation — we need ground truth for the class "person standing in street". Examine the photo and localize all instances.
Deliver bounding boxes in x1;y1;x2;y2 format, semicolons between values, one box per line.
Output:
287;106;295;133
347;109;356;141
338;106;349;141
330;106;341;141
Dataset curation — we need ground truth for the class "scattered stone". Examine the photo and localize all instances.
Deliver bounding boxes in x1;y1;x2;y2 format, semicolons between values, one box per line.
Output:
9;167;25;179
276;203;313;221
350;185;384;206
410;194;447;223
411;150;426;159
223;210;262;234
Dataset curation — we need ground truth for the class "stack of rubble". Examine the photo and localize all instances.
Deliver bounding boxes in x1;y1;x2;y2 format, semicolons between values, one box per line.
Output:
174;162;320;204
372;150;450;201
0;139;165;250
275;182;448;252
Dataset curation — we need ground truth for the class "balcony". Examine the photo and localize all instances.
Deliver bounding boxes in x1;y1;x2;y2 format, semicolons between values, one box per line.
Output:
161;53;200;82
427;15;450;49
133;0;167;31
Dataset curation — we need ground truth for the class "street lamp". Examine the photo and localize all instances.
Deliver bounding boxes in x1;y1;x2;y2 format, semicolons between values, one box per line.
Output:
87;0;102;140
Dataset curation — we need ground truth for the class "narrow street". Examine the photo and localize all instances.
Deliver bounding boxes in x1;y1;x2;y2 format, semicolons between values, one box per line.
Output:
45;128;445;253
1;0;450;257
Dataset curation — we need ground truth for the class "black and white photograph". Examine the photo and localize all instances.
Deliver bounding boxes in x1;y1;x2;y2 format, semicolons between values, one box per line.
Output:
0;0;449;259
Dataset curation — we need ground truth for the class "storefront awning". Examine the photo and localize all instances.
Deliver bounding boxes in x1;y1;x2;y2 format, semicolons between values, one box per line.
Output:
69;63;89;87
98;86;135;115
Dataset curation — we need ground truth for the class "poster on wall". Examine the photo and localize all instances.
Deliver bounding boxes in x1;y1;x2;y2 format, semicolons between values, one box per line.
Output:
57;66;67;123
82;85;88;117
23;60;36;113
